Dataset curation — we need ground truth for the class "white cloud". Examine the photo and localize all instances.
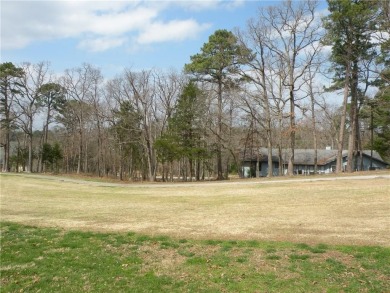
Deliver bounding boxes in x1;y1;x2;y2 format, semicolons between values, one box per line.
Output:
175;0;244;11
78;37;127;52
224;0;245;10
1;1;157;47
137;19;211;44
1;1;213;52
83;7;158;36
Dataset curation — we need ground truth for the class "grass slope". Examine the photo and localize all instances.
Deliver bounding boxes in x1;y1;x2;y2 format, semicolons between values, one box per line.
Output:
1;222;390;292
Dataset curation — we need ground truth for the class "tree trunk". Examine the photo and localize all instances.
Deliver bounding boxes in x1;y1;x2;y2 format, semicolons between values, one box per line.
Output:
278;146;283;176
336;62;351;173
38;93;51;173
145;138;155;182
309;72;318;174
347;61;359;173
119;144;123;181
84;137;88;173
263;89;273;177
189;158;193;182
196;158;201;181
287;85;295;175
3;135;10;172
97;121;102;177
267;135;273;177
216;78;224;180
44;98;51;144
77;127;82;174
27;122;33;173
260;46;273;178
2;83;11;172
170;161;174;182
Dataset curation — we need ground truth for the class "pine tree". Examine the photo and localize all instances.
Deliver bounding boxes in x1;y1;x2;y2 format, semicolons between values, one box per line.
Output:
156;82;208;181
112;100;142;180
185;30;251;180
323;0;377;172
0;62;24;172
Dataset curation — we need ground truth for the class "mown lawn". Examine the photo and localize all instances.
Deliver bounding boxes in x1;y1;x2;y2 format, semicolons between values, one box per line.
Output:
1;222;389;292
1;173;389;246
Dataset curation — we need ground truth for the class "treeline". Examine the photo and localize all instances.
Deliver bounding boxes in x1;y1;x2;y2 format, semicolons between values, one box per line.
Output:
1;0;389;180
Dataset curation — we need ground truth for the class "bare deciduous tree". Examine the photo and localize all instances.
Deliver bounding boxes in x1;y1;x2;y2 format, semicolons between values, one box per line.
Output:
261;0;323;175
123;69;158;181
61;63;97;174
15;61;50;172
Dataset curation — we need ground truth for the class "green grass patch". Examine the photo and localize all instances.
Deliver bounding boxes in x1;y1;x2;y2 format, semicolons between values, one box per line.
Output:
186;256;208;265
178;249;195;258
1;222;390;292
266;247;277;253
266;254;281;260
135;234;152;243
203;239;223;245
289;254;311;261
236;256;249;263
160;241;180;249
296;243;328;254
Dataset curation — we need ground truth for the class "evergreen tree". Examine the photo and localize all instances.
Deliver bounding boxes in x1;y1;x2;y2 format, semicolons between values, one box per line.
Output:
42;142;63;173
156;82;208;181
37;83;66;143
323;0;378;172
41;143;53;168
112;100;142;180
51;142;63;173
370;0;390;162
0;62;24;172
185;29;251;180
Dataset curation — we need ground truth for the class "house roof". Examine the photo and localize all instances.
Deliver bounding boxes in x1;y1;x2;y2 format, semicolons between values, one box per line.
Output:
240;148;388;166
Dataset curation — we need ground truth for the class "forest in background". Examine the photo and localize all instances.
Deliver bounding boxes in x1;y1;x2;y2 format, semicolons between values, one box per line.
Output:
1;0;389;181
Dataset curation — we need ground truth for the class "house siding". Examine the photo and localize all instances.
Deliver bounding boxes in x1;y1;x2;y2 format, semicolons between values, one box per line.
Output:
240;149;388;178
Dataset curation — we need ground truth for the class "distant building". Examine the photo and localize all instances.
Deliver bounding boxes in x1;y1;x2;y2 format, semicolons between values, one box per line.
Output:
240;148;389;178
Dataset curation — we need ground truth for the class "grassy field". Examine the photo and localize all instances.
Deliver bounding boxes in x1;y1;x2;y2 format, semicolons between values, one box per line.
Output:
1;173;389;245
1;172;390;292
1;222;390;292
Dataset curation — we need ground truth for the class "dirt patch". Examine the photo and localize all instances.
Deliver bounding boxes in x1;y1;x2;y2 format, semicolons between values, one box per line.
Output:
138;243;187;276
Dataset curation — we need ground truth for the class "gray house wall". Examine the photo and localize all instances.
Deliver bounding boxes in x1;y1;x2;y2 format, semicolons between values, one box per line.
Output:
241;162;281;178
241;149;388;178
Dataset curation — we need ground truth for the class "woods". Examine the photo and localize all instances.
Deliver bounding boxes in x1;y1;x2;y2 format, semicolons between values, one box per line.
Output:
1;0;389;180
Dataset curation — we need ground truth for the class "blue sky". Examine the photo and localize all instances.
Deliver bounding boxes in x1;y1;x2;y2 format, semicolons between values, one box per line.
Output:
1;0;328;77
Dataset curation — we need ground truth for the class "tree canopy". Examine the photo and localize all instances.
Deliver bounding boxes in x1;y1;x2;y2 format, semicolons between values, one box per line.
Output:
1;1;389;178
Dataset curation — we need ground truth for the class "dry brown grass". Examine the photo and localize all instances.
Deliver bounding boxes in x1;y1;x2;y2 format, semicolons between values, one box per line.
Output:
1;172;389;246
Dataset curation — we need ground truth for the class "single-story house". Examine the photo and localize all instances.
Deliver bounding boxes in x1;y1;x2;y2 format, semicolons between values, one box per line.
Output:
240;147;389;178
